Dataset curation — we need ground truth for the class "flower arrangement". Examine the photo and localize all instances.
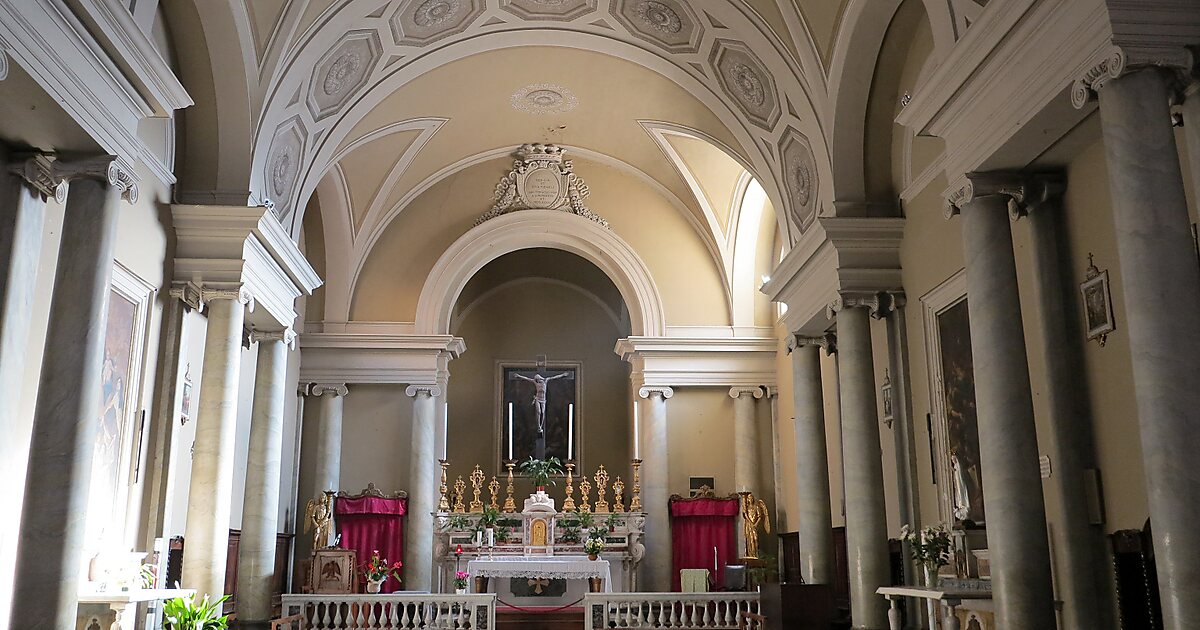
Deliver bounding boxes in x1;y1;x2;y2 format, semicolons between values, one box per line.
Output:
453;571;470;590
519;456;564;489
583;537;606;558
362;550;403;585
900;524;953;571
163;593;229;630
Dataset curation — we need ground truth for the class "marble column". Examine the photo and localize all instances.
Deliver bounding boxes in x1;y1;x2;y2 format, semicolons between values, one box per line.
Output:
948;174;1055;629
730;386;764;494
237;332;292;627
181;287;252;599
1182;83;1200;205
406;384;441;591
1017;179;1115;630
138;293;188;551
309;383;348;499
787;335;835;585
11;158;134;629
638;386;673;592
829;299;889;630
1077;60;1200;630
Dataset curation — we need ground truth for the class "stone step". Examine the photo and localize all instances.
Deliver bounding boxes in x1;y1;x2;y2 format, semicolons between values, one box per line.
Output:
496;607;584;630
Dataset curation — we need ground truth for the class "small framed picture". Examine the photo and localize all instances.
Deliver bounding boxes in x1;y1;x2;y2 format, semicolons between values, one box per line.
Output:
179;365;193;425
880;369;894;428
1080;254;1115;347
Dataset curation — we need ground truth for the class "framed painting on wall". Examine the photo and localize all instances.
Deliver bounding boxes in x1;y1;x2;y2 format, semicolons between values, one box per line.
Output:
921;270;986;526
86;261;156;551
496;359;581;471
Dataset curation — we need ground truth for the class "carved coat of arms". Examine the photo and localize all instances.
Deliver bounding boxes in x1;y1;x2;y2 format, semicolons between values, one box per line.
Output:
475;143;609;228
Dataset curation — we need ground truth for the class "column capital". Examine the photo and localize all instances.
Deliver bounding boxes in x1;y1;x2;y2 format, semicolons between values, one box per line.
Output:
827;291;896;320
944;172;1029;219
638;386;674;400
52;155;139;204
249;328;296;349
309;382;349;397
788;332;837;355
8;153;67;202
728;386;765;399
405;384;442;398
1072;43;1194;110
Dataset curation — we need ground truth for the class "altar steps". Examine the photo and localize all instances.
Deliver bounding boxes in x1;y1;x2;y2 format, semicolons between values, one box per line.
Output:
496;607;584;630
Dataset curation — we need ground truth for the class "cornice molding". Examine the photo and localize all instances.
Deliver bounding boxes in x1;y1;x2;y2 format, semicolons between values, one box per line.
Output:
298;332;465;385
616;336;777;389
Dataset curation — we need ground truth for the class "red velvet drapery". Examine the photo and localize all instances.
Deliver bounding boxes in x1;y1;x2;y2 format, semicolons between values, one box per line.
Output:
669;497;739;591
335;495;407;593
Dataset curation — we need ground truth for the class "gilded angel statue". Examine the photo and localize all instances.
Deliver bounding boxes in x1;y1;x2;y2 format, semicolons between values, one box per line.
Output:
305;490;335;550
741;491;771;560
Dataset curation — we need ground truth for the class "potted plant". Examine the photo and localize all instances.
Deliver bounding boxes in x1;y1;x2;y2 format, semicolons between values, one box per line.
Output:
163;593;229;630
453;571;470;594
362;550;402;593
583;536;606;561
519;456;564;492
478;506;501;546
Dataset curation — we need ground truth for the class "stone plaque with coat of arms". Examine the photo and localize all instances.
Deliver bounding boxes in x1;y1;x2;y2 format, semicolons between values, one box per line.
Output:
475;143;609;227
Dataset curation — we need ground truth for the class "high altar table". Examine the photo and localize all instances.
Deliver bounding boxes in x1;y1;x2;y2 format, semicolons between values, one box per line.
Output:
469;556;612;608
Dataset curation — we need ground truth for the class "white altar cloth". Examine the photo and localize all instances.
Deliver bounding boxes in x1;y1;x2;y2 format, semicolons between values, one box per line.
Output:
468;556;612;592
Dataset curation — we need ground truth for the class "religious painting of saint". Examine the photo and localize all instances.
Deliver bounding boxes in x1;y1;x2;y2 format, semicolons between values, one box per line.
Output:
86;289;138;546
500;363;579;465
936;299;986;525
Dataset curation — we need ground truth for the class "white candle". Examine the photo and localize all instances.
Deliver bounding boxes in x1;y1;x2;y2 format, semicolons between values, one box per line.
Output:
568;404;574;460
633;400;640;459
507;402;514;460
714;546;718;573
443;401;449;460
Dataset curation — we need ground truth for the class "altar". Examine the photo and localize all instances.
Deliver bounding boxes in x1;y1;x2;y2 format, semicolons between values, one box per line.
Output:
469;556;612;608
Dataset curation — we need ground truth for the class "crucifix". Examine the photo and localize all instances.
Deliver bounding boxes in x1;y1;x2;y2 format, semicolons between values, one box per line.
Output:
508;355;574;459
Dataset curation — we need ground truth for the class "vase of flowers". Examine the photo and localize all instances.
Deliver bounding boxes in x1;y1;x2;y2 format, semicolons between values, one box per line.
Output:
362;550;402;594
453;571;469;594
584;536;605;561
519;456;564;492
900;524;952;586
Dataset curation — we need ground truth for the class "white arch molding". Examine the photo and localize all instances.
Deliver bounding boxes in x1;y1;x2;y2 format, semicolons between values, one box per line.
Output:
415;210;666;337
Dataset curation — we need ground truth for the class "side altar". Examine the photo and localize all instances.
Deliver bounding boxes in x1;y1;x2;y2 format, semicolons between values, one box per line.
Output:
432;461;646;596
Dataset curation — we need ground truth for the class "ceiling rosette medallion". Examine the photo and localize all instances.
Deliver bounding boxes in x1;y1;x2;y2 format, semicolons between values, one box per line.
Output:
613;0;703;54
710;39;780;131
779;127;819;233
475;144;608;228
511;83;579;115
264;116;308;220
307;29;382;121
389;0;485;46
501;0;597;21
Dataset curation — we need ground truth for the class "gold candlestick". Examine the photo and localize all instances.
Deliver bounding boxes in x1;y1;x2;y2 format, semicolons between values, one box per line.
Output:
469;465;485;512
453;476;467;513
562;462;577;512
438;460;451;513
612;477;625;513
488;476;500;510
629;459;643;512
503;461;517;512
594;465;610;513
579;477;592;513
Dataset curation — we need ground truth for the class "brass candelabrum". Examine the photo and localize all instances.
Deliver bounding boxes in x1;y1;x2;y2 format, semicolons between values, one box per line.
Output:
469;465;485;512
612;477;625;512
579;477;592;513
437;460;451;513
503;461;517;512
488;476;500;510
453;476;467;513
629;459;643;512
594;465;610;513
562;462;577;512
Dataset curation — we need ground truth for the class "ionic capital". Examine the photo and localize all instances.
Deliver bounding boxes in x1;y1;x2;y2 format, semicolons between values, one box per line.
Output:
637;386;674;400
310;382;349;397
200;286;256;314
250;328;297;349
1008;174;1066;221
1072;44;1194;109
827;291;893;320
9;153;67;202
944;172;1030;219
728;386;765;400
788;332;837;355
405;384;442;398
168;282;204;311
52;155;139;204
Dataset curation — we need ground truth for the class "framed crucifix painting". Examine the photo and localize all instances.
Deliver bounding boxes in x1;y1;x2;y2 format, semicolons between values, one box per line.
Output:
496;358;581;470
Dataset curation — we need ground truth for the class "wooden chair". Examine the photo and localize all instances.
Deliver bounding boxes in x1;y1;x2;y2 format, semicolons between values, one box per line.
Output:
270;613;305;629
737;610;767;630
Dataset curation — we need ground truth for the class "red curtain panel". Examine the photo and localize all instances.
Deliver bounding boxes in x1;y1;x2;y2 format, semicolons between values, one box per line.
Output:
669;497;739;591
335;495;407;593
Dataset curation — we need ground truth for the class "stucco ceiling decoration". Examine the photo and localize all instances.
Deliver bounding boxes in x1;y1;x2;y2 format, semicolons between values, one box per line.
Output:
266;115;308;220
308;29;383;121
501;0;598;21
511;83;580;114
476;143;608;228
779;127;818;232
389;0;485;46
613;0;703;54
710;39;780;131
